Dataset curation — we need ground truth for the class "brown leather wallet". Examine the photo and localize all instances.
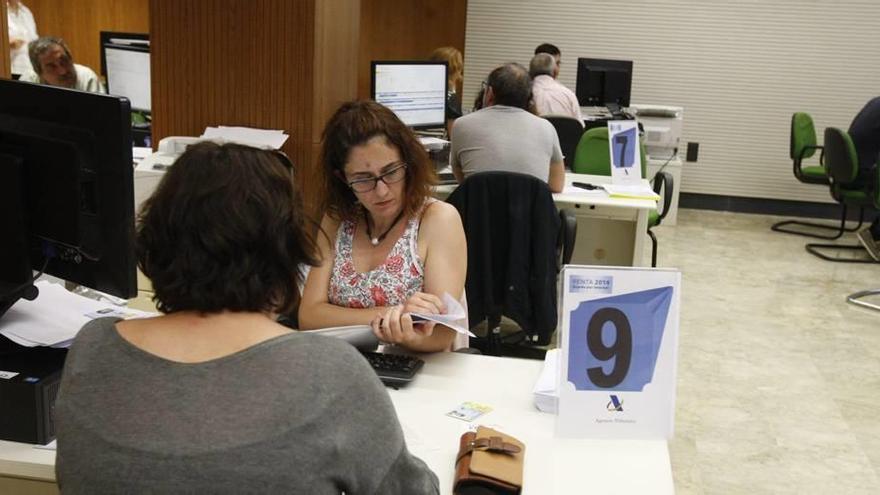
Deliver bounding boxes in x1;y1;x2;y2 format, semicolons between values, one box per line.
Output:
453;426;524;495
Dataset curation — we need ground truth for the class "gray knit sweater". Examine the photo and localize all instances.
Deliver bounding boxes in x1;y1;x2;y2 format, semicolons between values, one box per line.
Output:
55;317;439;494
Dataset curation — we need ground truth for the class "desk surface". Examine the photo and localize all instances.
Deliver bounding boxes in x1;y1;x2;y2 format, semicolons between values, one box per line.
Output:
0;353;673;494
435;173;656;211
391;352;673;494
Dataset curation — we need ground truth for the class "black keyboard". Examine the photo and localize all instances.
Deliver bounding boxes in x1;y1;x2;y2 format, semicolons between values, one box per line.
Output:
361;351;424;387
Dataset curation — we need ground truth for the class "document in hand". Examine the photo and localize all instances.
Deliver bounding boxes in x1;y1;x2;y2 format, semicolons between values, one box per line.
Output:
410;293;475;337
602;183;661;201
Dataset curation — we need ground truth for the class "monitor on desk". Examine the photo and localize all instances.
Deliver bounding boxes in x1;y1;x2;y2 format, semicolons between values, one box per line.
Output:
0;80;137;321
575;58;633;112
100;31;151;112
371;61;447;129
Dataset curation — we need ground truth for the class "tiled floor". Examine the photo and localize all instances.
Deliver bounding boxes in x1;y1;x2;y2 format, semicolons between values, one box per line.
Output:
660;209;880;494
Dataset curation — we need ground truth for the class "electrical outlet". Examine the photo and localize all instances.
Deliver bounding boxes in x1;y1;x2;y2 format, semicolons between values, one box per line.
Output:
686;142;699;162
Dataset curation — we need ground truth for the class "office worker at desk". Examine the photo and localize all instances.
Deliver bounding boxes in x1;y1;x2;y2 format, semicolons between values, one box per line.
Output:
852;96;880;261
54;143;439;493
450;62;565;192
530;52;583;124
299;100;467;352
18;36;104;93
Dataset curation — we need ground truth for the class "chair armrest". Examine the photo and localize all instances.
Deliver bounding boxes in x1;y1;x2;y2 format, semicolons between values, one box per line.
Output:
653;171;675;224
557;208;578;269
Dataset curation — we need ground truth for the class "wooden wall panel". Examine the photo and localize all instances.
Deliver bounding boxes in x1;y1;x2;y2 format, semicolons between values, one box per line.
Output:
358;0;467;98
0;2;10;79
150;0;359;210
24;0;149;76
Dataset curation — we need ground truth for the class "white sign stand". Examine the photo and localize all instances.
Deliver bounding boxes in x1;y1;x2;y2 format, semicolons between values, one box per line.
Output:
556;265;680;439
608;120;642;185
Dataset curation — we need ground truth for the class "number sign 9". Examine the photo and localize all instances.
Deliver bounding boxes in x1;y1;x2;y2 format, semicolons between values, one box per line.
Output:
566;286;673;392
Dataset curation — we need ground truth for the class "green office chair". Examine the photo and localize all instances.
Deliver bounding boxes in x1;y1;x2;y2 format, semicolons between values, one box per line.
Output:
771;112;864;239
804;127;877;263
572;127;673;267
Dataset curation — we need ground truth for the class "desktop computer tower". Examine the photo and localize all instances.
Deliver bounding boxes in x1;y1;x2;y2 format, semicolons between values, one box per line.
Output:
0;338;67;444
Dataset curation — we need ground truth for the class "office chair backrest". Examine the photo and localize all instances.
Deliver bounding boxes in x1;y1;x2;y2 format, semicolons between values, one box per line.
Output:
544;115;584;170
572;126;647;177
791;112;819;160
446;171;560;345
823;127;859;184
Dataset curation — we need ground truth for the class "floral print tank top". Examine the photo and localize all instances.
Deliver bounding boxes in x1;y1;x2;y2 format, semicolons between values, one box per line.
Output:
328;201;434;308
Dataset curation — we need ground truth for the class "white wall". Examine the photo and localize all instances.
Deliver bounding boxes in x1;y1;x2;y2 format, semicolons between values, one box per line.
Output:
463;0;880;202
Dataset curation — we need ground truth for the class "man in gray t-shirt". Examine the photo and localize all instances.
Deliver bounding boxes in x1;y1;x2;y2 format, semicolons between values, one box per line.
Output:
451;62;565;192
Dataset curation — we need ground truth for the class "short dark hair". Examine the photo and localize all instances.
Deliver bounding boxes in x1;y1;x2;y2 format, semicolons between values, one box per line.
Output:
136;142;318;315
319;100;436;221
534;43;561;57
487;63;532;110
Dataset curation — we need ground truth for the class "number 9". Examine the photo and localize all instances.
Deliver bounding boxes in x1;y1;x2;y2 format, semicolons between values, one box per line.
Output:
586;307;632;388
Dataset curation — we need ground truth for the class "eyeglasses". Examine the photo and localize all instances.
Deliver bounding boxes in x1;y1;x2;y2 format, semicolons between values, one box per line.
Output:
347;162;407;193
480;80;488;91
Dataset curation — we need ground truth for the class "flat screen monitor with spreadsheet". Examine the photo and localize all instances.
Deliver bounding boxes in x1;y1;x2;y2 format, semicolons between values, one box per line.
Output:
100;32;150;112
371;61;447;129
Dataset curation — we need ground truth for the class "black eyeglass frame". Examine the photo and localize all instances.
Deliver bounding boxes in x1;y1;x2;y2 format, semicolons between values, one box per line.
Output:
346;162;408;193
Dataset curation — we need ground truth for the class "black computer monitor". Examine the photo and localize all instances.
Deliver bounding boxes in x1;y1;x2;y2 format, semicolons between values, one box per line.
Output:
100;31;151;112
0;80;137;320
370;61;448;129
575;58;633;110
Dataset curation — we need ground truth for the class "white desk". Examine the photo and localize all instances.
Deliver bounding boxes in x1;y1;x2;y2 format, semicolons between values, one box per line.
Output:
393;352;673;494
436;173;657;267
0;352;673;495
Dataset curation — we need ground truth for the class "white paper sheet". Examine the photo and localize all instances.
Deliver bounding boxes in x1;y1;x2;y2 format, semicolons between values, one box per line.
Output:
532;348;559;413
0;281;154;347
200;126;289;149
410;293;474;337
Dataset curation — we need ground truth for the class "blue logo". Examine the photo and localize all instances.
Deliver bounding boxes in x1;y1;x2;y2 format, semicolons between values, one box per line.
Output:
570;275;613;294
607;395;624;412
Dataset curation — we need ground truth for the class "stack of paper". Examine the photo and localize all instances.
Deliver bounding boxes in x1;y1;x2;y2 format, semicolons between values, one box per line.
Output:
532;348;559;413
602;183;661;201
0;281;154;348
418;136;449;151
200;126;288;149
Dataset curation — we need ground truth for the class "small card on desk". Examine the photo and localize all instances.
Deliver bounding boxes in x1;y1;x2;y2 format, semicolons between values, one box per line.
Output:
447;401;493;422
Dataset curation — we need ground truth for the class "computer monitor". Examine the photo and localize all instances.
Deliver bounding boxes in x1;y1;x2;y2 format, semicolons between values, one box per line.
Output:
0;80;137;320
371;61;447;129
575;58;633;110
100;31;151;112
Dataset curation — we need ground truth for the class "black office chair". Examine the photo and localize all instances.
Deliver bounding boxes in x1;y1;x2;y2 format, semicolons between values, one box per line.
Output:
447;172;577;359
805;127;877;263
544;115;585;170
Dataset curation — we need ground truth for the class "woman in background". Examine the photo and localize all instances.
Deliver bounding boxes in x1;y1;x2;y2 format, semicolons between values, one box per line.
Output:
299;100;467;352
429;46;463;134
6;0;37;75
55;142;439;493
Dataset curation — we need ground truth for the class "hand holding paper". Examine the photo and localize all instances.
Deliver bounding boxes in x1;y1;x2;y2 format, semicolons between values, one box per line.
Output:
409;292;473;337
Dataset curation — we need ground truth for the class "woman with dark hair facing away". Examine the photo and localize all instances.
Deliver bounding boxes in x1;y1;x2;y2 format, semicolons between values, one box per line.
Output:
54;142;439;493
299;100;467;352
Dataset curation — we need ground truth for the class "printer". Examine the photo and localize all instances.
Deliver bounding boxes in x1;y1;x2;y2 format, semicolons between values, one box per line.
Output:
629;104;683;160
